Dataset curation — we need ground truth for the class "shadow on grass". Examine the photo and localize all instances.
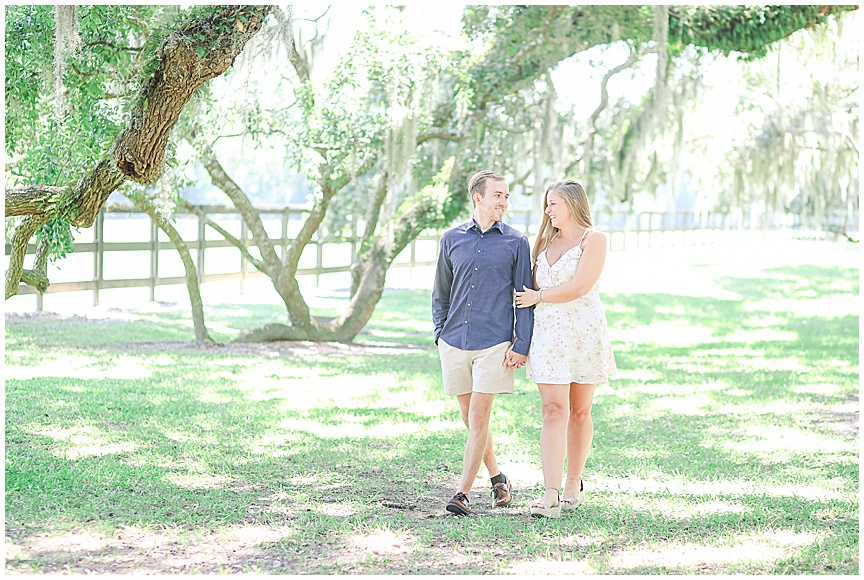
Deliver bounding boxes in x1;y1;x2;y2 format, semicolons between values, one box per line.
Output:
5;259;859;574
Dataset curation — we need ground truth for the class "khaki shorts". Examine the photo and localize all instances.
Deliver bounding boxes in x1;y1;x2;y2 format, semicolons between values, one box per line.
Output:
437;339;515;396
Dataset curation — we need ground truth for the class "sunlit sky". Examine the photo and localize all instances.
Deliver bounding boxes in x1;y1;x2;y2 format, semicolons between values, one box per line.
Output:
287;3;746;137
198;4;856;213
292;2;656;119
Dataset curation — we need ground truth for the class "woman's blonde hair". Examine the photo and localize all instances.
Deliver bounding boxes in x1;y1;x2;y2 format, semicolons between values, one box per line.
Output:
532;180;594;263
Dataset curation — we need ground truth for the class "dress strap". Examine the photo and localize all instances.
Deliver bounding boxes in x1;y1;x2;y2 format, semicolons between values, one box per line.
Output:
577;229;591;249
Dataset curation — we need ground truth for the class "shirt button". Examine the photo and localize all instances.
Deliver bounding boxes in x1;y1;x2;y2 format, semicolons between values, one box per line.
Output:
464;320;468;323
474;267;478;270
477;250;481;253
467;303;471;306
471;285;474;288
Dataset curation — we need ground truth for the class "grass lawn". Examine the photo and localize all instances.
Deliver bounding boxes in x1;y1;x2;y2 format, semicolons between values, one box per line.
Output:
4;238;859;574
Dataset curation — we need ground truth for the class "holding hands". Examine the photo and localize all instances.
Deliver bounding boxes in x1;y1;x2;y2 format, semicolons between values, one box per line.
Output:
503;344;527;369
514;285;540;309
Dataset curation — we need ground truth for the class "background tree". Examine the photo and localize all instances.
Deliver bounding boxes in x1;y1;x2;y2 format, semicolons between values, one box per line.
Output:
4;4;273;303
6;4;856;342
727;14;859;235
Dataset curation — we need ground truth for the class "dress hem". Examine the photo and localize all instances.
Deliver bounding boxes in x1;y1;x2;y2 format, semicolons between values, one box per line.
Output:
526;373;615;385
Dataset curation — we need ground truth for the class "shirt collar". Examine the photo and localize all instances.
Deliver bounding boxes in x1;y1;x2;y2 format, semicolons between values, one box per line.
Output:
464;218;504;233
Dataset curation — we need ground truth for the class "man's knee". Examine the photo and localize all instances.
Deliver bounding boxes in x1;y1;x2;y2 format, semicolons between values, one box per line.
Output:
466;394;495;430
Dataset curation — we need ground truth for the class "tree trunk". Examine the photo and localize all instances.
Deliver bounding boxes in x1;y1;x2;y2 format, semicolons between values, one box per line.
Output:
5;5;273;299
194;138;282;274
5;214;51;299
350;173;389;296
131;196;214;345
113;6;273;184
235;242;389;342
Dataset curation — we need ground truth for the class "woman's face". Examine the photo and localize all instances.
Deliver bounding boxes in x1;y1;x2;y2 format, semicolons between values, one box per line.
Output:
545;190;571;228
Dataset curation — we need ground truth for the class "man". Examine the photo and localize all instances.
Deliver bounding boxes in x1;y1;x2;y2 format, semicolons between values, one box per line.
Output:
432;170;535;516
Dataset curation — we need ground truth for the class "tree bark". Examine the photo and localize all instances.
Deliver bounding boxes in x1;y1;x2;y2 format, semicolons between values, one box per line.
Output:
5;214;51;298
4;185;64;218
5;5;274;299
113;6;273;184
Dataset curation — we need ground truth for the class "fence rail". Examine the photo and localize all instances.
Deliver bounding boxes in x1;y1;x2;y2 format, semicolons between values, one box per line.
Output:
5;204;853;309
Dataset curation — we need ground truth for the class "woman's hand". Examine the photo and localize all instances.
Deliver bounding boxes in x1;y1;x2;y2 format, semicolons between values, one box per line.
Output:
514;284;539;308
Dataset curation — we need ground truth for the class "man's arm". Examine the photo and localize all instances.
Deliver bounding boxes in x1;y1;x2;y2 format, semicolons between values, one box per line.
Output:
511;236;534;356
431;237;453;344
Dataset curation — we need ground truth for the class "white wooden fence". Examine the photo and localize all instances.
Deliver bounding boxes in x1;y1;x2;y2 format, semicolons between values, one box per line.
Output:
5;204;846;310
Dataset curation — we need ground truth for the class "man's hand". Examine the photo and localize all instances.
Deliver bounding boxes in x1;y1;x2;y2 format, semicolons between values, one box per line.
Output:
503;345;527;369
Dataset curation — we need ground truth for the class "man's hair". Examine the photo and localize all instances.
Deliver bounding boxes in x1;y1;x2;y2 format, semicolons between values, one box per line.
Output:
468;170;506;201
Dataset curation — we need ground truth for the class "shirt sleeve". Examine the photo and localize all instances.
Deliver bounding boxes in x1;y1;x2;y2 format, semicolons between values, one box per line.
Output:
431;236;453;344
512;235;534;356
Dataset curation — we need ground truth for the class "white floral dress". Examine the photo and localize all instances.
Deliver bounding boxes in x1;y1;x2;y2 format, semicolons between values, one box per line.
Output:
526;235;617;385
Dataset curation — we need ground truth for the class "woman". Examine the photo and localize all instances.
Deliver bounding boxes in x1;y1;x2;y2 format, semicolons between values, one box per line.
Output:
514;180;617;518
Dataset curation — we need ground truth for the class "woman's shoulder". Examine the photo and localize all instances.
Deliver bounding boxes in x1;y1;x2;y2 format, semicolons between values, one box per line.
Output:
584;228;607;245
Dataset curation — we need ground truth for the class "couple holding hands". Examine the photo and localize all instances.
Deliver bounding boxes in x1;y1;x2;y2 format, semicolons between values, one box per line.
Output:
432;170;617;518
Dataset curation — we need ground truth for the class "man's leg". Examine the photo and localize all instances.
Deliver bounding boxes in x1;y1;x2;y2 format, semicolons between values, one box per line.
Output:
455;391;496;495
457;392;499;478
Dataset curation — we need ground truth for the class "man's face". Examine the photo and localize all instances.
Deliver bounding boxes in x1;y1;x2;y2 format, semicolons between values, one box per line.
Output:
474;179;510;223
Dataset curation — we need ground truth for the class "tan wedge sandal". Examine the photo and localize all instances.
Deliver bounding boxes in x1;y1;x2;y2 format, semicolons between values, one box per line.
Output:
561;476;584;510
530;487;562;518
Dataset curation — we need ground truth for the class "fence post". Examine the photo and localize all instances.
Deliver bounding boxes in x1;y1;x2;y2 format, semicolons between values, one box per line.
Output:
239;219;247;295
647;213;653;248
282;208;290;263
197;209;206;284
150;218;158;302
350;218;358;265
93;207;105;306
316;228;323;287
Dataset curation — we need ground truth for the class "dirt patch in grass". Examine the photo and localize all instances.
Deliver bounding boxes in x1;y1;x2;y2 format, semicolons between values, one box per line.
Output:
5;485;524;575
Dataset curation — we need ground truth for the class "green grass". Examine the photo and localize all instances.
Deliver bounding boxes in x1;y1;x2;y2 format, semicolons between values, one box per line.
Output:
4;245;859;574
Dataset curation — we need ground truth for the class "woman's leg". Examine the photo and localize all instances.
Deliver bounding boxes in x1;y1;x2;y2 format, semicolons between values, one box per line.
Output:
563;383;596;499
537;383;570;507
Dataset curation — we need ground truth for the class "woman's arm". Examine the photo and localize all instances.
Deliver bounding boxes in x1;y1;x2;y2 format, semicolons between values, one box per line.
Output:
515;231;607;307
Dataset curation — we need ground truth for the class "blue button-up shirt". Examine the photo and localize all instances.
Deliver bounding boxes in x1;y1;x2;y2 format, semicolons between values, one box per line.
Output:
432;218;534;356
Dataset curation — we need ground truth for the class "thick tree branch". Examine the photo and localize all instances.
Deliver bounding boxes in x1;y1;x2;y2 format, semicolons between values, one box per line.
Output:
193;138;281;274
113;6;274;184
5;214;51;298
132;195;213;344
565;47;641;176
4;185;65;218
416;132;466;145
174;198;267;272
350;173;389;296
5;5;274;300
